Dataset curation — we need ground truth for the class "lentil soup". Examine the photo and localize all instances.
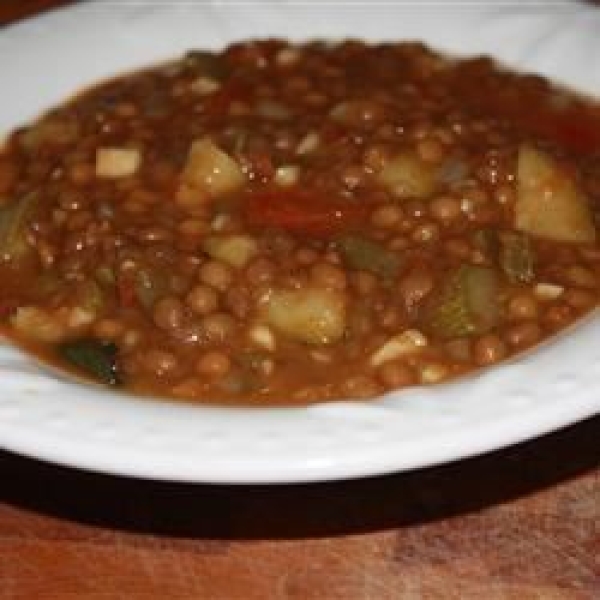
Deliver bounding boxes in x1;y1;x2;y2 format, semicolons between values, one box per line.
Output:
1;40;600;404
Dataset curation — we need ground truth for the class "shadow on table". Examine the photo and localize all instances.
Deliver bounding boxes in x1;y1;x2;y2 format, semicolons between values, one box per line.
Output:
1;416;599;539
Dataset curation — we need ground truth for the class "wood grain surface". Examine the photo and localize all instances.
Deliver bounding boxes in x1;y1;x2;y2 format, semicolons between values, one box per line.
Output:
0;1;599;598
0;0;75;26
1;416;598;599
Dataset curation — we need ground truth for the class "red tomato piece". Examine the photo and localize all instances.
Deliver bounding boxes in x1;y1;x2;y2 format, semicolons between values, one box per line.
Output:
117;273;137;308
543;112;600;155
244;188;368;237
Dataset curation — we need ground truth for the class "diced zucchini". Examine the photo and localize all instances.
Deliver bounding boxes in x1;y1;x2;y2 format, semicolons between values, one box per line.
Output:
471;229;499;261
184;50;228;80
426;265;501;339
337;235;401;279
75;279;105;315
58;338;121;385
516;145;596;243
135;268;168;310
95;266;116;287
499;231;535;283
0;191;38;262
19;117;79;153
116;264;168;310
261;287;346;344
255;100;292;120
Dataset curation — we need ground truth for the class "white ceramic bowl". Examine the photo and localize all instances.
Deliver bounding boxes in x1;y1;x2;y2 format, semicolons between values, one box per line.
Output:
0;0;599;483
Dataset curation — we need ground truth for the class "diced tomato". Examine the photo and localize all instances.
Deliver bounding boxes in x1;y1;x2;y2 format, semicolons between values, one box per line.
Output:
453;72;600;156
0;299;17;319
538;111;600;155
244;188;368;237
117;273;137;308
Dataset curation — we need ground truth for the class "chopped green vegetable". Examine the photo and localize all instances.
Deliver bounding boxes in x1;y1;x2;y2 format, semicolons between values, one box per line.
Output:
426;265;501;339
95;266;116;287
75;279;105;314
0;191;39;262
499;231;535;283
33;273;63;298
19;118;79;153
135;268;168;310
337;235;401;279
471;229;500;261
184;51;228;80
58;338;121;386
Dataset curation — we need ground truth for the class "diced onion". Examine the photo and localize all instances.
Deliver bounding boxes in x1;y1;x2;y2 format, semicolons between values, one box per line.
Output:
249;324;276;352
534;283;564;300
276;47;302;66
370;329;428;367
203;234;259;268
296;132;320;155
96;148;141;178
419;363;448;384
190;76;221;95
274;165;300;187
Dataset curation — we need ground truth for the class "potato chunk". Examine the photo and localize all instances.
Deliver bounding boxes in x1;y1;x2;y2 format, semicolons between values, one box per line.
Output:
377;151;436;199
261;287;346;344
10;305;96;343
203;234;258;268
516;145;596;243
177;137;245;208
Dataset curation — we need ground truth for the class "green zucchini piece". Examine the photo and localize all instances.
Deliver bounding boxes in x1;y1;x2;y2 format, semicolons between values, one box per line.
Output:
59;339;121;386
471;229;499;261
499;231;535;283
0;191;39;262
135;268;168;310
184;51;228;80
426;265;501;339
337;235;401;279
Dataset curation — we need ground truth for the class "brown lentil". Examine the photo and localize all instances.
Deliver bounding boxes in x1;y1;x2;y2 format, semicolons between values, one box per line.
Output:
473;334;507;366
196;351;232;378
152;296;187;331
185;284;219;315
508;292;539;321
198;259;234;291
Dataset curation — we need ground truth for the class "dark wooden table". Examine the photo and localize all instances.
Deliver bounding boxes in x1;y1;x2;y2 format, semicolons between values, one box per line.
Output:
0;1;599;598
1;418;598;599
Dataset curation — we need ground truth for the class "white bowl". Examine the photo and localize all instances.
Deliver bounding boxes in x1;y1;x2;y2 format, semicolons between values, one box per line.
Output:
0;0;599;483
